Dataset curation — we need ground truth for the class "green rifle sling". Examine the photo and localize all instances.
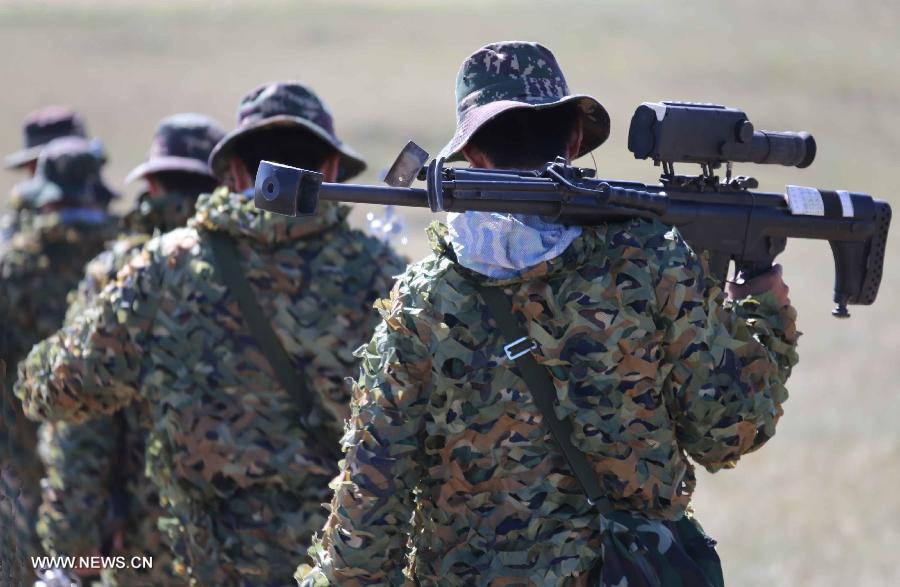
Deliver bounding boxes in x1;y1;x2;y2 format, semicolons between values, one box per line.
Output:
474;282;613;514
207;231;341;461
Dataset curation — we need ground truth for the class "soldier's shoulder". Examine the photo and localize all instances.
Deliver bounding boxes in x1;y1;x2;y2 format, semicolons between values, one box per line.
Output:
331;224;405;269
372;221;473;309
109;231;151;254
146;225;203;262
110;227;203;288
599;217;682;248
590;218;697;267
388;243;455;314
88;232;151;273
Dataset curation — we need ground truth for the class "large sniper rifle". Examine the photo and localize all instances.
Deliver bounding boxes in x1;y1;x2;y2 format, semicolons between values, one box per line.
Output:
254;101;892;318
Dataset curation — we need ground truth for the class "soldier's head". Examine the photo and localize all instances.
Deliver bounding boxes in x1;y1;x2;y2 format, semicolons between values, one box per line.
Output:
16;136;117;213
208;82;366;192
126;113;224;198
439;41;610;171
4;106;89;178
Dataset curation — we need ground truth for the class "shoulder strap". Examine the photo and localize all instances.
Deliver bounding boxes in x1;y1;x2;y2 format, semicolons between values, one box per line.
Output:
102;410;131;555
207;231;341;461
474;282;612;513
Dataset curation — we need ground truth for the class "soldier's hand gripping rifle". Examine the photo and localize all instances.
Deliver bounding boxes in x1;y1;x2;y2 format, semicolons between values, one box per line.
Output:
255;101;891;318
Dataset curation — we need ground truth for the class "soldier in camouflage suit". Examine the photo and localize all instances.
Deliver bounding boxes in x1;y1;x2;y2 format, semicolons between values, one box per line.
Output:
36;114;224;586
1;136;119;586
2;106;91;242
16;82;404;586
299;42;799;586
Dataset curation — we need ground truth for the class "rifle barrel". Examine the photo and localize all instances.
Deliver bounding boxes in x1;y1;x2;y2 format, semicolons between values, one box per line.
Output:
318;184;431;208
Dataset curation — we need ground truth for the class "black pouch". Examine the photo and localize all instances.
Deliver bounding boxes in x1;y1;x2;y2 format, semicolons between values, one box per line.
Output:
588;511;725;587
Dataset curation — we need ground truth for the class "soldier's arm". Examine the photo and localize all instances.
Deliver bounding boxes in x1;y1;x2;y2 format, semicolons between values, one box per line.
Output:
36;417;119;557
657;233;799;472
14;248;162;423
300;285;431;586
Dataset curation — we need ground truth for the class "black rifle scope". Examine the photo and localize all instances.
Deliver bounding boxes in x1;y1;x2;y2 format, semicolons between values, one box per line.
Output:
628;101;816;168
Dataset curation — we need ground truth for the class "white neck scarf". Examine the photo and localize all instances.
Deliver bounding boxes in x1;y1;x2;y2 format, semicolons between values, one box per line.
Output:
447;211;582;279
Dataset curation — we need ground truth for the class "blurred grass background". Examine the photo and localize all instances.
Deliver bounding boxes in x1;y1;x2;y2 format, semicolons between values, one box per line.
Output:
0;0;897;585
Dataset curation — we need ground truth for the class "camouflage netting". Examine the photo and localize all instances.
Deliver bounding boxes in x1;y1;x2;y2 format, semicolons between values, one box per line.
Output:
35;187;210;586
16;188;404;585
299;220;798;586
1;211;119;584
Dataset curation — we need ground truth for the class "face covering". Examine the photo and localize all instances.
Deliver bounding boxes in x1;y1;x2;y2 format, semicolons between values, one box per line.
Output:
446;211;582;279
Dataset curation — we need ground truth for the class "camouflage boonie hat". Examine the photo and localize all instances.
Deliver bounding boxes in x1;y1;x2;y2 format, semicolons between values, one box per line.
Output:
209;82;366;182
15;136;117;209
438;41;611;161
4;105;88;170
125;113;226;184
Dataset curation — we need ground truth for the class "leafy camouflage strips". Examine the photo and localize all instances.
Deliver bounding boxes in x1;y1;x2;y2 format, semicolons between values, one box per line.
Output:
1;211;120;582
301;220;798;586
15;187;404;584
35;189;204;585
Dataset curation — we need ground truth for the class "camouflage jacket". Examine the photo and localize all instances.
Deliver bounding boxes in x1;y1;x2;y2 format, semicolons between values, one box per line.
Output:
0;211;118;583
300;221;799;586
17;187;404;585
0;212;119;376
39;193;200;586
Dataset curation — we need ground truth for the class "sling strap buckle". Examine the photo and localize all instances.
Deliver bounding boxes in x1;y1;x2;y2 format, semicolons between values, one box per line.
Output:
475;281;610;511
504;336;538;361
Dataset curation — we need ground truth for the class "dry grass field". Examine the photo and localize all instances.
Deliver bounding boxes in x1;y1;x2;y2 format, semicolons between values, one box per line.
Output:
1;1;898;585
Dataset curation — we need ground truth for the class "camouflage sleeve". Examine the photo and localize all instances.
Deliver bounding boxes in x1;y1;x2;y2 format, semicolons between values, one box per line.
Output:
14;248;162;423
299;282;431;587
656;236;799;473
36;418;118;556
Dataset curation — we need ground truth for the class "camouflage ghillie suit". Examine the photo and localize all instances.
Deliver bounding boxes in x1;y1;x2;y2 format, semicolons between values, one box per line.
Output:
300;42;799;586
37;221;184;585
36;223;174;585
1;137;118;585
17;186;404;585
300;221;798;586
37;407;173;587
35;114;225;587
